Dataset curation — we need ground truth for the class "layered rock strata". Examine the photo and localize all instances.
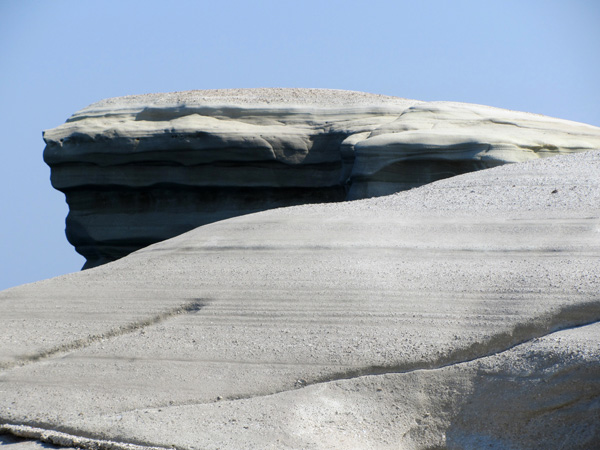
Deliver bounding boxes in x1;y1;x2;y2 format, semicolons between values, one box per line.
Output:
43;89;600;268
1;151;599;449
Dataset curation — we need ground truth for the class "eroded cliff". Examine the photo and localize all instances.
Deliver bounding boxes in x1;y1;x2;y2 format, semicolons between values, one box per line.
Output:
43;89;600;268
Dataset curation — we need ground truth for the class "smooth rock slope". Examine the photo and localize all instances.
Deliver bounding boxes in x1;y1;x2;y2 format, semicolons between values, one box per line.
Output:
2;150;599;449
43;89;600;268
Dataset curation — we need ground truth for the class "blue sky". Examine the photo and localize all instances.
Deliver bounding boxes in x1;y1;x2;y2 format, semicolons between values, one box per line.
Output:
1;0;599;290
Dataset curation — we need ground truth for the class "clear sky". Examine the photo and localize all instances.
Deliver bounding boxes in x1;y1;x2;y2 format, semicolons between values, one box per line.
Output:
1;0;599;290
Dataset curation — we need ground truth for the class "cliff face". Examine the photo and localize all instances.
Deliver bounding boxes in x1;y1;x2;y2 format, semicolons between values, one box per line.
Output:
43;89;600;268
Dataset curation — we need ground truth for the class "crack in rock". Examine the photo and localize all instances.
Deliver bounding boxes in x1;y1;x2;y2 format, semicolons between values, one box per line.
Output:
307;300;600;386
114;305;600;414
2;299;207;371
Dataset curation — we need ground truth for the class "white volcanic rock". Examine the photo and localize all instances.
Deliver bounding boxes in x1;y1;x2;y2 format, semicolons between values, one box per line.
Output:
43;89;419;269
42;89;600;268
350;101;600;198
1;151;599;449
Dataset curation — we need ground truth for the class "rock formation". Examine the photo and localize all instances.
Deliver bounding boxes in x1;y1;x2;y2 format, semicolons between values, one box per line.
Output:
1;150;599;449
43;89;600;268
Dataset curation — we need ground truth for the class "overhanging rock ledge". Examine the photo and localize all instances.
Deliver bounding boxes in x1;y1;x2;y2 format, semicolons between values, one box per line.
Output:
43;88;600;268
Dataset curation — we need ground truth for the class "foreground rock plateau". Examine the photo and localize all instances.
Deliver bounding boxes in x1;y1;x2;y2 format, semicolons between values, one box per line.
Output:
2;150;600;449
42;89;600;268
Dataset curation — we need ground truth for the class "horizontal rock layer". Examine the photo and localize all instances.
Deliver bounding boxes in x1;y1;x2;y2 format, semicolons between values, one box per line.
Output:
2;151;599;449
43;88;600;268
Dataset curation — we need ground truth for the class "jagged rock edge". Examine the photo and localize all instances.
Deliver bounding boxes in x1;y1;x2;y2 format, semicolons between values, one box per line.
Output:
0;423;170;450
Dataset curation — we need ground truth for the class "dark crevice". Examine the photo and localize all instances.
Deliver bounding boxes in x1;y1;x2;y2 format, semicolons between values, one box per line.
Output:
308;301;600;386
117;302;600;413
0;300;208;371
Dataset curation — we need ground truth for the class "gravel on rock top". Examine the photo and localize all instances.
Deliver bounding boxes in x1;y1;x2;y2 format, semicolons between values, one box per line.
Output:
83;88;421;109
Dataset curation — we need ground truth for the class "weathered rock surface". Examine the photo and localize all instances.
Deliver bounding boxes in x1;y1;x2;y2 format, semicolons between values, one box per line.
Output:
43;89;600;268
2;151;599;449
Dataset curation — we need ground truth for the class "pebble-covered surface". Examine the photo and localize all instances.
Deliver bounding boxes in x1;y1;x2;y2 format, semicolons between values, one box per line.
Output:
81;88;420;109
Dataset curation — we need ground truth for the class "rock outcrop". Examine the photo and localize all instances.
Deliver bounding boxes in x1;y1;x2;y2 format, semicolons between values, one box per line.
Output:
43;89;600;268
1;151;599;449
